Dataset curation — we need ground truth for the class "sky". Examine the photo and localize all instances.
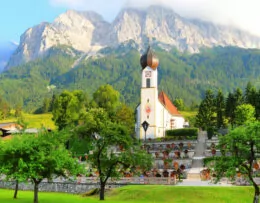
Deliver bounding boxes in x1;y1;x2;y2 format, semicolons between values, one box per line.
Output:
1;0;260;44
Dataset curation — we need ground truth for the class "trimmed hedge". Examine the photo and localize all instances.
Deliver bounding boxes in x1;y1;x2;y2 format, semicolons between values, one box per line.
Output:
166;128;198;138
152;136;197;142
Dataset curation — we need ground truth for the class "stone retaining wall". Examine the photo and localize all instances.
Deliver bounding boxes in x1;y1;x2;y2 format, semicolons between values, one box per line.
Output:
0;181;124;194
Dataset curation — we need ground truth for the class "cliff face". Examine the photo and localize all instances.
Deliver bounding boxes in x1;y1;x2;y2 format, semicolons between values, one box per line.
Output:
6;6;260;69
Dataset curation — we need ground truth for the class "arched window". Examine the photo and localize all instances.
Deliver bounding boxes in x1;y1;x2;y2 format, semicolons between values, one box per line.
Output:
146;78;151;88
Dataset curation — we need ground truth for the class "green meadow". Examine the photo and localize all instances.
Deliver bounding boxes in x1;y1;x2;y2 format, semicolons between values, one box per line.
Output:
0;111;197;131
0;186;253;203
1;113;56;129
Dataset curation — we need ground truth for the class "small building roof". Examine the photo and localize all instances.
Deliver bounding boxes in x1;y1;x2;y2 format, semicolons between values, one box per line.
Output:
158;91;182;116
0;122;18;129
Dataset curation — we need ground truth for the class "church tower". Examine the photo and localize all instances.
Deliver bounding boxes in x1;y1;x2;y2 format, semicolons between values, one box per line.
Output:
139;46;159;139
135;46;185;140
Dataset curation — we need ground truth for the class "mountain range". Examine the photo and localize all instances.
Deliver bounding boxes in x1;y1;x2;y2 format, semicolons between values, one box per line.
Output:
5;5;260;69
2;6;260;112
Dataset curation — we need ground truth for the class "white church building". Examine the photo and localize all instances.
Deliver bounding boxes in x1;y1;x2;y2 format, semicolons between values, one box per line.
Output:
135;46;186;140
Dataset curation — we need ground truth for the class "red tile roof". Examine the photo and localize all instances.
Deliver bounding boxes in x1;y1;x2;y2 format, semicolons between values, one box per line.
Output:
158;91;181;116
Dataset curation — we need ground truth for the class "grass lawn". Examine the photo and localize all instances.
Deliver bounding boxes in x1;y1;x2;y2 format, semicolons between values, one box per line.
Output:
1;113;56;129
180;111;197;118
0;186;254;203
179;110;197;126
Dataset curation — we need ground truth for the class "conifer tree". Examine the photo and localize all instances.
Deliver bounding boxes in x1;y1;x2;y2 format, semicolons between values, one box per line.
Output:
215;89;225;129
173;98;185;111
255;90;260;119
195;90;216;132
234;88;244;106
244;82;257;118
225;88;245;128
245;82;254;104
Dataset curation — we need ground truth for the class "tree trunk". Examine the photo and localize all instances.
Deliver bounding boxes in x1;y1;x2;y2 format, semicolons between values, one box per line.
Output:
253;186;259;203
13;180;18;199
33;181;39;203
247;164;259;203
253;194;259;203
99;181;106;200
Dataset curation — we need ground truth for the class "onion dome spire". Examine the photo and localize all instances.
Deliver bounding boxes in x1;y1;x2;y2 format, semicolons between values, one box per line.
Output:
140;46;159;70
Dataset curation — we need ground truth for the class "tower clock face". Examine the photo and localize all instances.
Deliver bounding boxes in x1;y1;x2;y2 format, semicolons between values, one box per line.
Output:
145;71;151;77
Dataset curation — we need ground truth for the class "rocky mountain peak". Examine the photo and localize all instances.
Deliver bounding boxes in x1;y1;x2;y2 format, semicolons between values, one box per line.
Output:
5;5;260;70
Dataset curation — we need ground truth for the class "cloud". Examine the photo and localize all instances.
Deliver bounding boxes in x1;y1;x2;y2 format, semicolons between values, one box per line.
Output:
0;41;18;71
49;0;260;36
50;0;126;21
10;40;19;46
0;61;7;72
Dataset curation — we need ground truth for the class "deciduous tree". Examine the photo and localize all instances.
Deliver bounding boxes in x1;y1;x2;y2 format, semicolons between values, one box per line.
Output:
92;84;120;117
115;104;135;135
234;104;255;126
52;90;87;130
0;130;83;203
74;108;152;200
211;122;260;203
0;137;27;199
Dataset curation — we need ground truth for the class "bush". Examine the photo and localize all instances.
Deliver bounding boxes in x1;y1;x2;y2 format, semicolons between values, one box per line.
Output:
166;128;198;138
207;127;214;140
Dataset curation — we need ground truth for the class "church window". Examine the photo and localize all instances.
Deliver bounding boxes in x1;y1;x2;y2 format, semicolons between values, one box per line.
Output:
170;119;175;129
146;78;151;88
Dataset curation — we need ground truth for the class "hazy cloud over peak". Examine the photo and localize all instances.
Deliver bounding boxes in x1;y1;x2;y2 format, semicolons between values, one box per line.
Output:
0;42;17;72
49;0;260;36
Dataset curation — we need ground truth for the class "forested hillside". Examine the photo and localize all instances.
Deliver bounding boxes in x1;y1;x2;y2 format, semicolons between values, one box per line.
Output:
1;45;260;112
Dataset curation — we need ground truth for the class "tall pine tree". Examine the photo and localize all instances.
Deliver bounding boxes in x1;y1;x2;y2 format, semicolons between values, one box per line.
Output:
234;88;244;106
195;89;216;132
225;92;235;126
215;89;225;129
244;82;257;118
255;90;260;119
225;88;245;128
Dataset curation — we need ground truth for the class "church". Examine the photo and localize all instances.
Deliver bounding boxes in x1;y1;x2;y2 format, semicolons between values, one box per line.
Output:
135;46;186;140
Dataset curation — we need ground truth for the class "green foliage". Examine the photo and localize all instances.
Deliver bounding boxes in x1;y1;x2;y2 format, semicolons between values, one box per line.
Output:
225;92;236;126
0;47;76;112
195;89;216;131
195;82;260;131
234;104;256;126
166;128;198;138
0;96;10;119
0;130;83;203
245;82;259;118
3;46;260;111
114;104;135;135
173;98;185;111
52;90;87;130
92;84;120;115
215;89;225;128
212;122;260;202
225;88;245;127
74;108;152;200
